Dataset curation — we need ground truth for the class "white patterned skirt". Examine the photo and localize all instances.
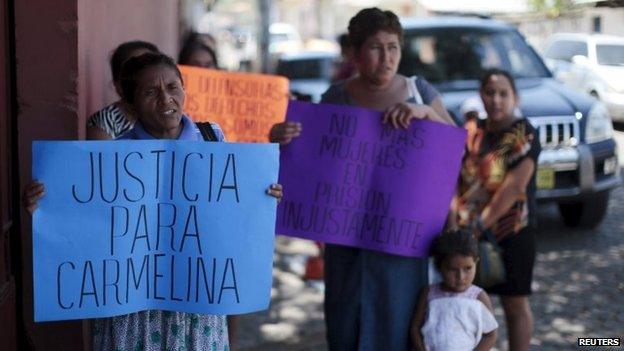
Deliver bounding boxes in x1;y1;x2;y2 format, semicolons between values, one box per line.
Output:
92;310;229;351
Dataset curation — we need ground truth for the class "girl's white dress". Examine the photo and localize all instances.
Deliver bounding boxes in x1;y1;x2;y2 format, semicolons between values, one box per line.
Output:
422;283;498;351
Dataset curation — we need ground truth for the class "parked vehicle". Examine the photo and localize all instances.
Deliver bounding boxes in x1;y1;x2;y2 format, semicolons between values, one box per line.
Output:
543;33;624;122
276;51;339;102
269;23;303;54
399;17;621;227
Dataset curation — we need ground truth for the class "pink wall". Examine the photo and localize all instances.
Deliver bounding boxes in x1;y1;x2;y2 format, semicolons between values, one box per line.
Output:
16;1;180;349
78;0;180;125
15;1;84;349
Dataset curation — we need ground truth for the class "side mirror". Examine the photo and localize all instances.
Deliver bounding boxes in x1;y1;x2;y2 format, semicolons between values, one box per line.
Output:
571;55;589;66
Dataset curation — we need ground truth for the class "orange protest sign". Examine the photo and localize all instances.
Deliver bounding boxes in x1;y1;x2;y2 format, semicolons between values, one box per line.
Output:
179;65;289;142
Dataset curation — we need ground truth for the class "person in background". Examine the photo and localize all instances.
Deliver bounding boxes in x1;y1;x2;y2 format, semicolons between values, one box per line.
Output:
24;52;282;351
188;31;218;51
270;8;454;350
449;68;540;351
411;230;498;351
178;35;219;69
86;40;160;140
332;33;356;82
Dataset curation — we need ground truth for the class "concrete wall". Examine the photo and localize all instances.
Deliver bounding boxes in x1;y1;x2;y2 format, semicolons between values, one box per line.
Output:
272;0;418;42
509;8;624;53
14;1;84;348
15;1;180;349
586;7;624;36
78;0;180;124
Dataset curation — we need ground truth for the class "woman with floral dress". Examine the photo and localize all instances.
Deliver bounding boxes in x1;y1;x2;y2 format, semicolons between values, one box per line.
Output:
450;68;541;351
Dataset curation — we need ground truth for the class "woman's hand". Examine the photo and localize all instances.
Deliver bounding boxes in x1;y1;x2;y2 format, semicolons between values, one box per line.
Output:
266;183;283;203
478;158;535;235
382;103;437;129
23;180;45;215
269;122;302;145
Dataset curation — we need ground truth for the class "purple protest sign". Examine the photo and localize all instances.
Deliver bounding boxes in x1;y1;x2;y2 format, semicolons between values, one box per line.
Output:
276;100;467;257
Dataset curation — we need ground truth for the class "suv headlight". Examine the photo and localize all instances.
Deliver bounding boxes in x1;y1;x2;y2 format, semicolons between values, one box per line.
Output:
585;102;613;144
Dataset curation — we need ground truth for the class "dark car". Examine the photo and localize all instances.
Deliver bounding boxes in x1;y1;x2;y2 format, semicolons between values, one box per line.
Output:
399;16;621;227
276;51;339;102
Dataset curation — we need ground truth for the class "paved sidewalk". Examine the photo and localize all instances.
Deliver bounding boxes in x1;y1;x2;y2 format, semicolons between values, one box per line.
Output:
237;237;326;350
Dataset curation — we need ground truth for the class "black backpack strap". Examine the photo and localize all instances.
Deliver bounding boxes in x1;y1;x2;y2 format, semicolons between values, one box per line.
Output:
196;122;218;142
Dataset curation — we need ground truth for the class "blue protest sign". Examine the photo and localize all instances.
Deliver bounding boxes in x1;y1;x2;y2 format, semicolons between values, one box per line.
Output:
32;140;279;322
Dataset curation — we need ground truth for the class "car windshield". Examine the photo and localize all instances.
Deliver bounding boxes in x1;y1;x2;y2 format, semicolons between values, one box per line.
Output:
277;57;333;80
596;44;624;66
271;33;291;43
399;28;550;83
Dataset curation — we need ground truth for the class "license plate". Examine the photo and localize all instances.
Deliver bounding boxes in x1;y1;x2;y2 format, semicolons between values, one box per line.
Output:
604;157;618;175
536;167;555;189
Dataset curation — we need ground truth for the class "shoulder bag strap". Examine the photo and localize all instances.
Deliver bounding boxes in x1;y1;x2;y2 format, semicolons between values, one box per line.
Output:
196;122;218;142
408;76;424;105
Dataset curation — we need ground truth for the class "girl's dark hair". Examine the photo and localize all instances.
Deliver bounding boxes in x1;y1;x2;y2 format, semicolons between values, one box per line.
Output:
431;230;479;270
338;33;351;49
120;53;183;104
178;40;218;68
480;68;518;95
110;40;160;84
348;7;403;52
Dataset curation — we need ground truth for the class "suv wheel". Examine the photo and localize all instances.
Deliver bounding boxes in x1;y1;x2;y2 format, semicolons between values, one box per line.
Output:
557;191;610;228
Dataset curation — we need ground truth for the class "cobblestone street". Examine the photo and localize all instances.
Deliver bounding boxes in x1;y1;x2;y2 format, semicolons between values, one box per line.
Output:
514;186;624;350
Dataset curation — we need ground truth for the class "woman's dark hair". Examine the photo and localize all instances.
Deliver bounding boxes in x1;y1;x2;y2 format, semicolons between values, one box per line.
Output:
110;40;159;84
178;40;218;68
431;230;479;270
120;53;183;104
480;68;518;96
348;7;403;52
338;33;351;50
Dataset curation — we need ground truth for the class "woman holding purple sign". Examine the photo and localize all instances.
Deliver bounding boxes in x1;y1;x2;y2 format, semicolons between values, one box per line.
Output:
24;52;282;351
271;7;454;350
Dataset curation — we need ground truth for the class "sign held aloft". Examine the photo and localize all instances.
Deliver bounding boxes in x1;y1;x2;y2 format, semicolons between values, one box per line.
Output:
32;140;279;321
277;100;467;258
180;65;289;142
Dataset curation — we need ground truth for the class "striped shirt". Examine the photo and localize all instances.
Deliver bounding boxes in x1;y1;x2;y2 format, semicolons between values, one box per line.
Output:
86;102;134;139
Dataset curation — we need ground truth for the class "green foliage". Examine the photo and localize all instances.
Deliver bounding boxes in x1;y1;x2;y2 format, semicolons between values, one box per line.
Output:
529;0;575;17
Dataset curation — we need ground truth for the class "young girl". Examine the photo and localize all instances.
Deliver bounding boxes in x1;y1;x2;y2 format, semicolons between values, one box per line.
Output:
411;231;498;351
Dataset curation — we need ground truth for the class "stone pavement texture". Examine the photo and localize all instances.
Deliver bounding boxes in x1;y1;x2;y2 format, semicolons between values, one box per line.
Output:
237;238;326;350
237;185;624;351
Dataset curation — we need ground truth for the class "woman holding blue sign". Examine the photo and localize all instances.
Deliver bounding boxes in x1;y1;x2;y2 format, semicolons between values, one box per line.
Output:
449;69;540;351
86;40;160;140
270;7;454;351
25;52;282;351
